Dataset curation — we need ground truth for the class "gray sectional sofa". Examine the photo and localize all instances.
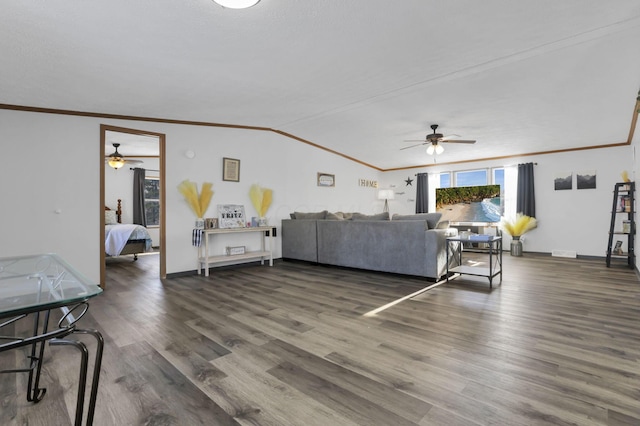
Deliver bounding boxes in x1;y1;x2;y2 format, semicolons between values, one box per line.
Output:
281;211;458;280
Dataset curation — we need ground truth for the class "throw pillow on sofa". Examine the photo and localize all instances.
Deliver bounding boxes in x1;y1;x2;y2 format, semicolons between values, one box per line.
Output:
391;213;442;229
290;210;328;219
326;211;345;220
351;212;390;221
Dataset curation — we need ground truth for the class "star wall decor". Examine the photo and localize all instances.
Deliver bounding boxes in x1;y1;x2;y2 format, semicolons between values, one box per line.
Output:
405;176;413;186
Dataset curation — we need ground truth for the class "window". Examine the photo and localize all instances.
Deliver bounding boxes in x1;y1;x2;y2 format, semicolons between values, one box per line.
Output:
441;168;504;188
493;168;505;191
439;172;451;188
455;169;487;187
144;177;160;226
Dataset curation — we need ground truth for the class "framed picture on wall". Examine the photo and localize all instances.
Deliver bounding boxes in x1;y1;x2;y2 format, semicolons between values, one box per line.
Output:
576;170;596;189
317;172;335;187
223;157;240;182
554;172;572;190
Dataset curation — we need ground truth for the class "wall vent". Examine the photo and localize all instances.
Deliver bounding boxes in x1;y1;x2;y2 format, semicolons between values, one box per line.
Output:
552;249;577;258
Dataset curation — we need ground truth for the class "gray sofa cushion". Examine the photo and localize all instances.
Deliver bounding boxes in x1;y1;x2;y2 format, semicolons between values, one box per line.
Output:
392;213;442;229
351;212;390;221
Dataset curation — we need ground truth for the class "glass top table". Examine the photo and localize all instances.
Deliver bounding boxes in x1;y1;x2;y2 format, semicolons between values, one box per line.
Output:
0;254;104;426
0;253;103;317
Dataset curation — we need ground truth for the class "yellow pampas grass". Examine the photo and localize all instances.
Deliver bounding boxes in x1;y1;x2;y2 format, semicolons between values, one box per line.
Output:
178;180;214;218
249;184;273;217
500;213;537;237
621;170;630;182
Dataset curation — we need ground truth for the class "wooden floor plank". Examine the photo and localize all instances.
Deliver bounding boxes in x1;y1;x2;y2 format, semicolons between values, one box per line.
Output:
0;252;639;425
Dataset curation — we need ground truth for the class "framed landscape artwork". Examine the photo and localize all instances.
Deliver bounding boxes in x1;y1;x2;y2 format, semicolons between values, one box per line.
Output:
576;170;596;189
554;172;572;190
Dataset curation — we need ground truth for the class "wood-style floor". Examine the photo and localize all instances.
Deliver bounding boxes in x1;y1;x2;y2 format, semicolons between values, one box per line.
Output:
1;252;639;425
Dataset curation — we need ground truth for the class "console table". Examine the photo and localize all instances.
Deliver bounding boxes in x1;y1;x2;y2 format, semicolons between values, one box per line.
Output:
197;226;276;277
446;235;503;288
0;254;104;426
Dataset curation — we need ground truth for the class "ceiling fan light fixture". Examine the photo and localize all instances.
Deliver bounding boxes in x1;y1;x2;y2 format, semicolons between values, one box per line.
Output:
108;157;125;169
426;143;444;155
107;143;127;169
213;0;260;8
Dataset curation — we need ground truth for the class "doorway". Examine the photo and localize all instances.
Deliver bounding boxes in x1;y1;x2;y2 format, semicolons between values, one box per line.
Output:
100;124;166;287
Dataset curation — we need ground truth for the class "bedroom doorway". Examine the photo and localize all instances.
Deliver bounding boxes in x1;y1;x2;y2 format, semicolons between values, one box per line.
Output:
100;124;166;287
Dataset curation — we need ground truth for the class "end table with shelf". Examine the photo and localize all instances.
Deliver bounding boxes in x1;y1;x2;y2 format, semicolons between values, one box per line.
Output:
446;235;502;288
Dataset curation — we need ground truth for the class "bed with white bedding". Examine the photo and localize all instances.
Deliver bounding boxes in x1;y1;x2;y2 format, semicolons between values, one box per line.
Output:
105;199;152;260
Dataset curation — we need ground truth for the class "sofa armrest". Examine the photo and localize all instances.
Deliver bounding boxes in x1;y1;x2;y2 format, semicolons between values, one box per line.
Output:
281;219;318;262
425;227;459;279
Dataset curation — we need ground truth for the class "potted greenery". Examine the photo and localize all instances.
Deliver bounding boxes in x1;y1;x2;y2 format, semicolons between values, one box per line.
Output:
500;213;537;256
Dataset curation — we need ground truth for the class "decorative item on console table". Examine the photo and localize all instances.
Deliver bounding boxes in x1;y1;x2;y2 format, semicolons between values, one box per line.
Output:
218;204;246;228
178;180;214;228
499;213;537;256
226;246;246;256
249;184;273;227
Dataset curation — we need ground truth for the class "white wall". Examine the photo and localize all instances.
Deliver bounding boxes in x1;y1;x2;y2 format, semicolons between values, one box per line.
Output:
0;109;384;282
1;108;633;284
380;146;633;257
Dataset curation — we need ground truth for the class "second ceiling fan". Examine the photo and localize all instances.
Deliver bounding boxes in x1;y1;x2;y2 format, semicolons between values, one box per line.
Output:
106;143;143;169
402;124;476;155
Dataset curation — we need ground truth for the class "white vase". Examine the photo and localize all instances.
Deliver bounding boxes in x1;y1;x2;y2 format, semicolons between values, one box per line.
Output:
258;217;268;227
195;218;205;229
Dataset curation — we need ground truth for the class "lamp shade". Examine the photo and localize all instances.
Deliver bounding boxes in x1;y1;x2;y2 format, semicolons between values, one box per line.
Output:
213;0;260;8
377;189;395;200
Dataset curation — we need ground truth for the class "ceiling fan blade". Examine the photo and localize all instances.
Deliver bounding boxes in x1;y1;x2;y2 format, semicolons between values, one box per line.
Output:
403;139;427;142
125;159;144;164
400;143;426;150
440;139;476;144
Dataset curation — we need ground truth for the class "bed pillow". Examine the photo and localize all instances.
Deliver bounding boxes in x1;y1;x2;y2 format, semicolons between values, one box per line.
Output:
105;210;118;225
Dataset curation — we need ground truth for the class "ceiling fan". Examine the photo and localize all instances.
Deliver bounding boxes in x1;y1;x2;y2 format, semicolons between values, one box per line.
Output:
106;143;143;169
401;124;476;155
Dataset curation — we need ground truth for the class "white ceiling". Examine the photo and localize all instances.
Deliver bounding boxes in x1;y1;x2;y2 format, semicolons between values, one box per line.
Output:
3;1;640;169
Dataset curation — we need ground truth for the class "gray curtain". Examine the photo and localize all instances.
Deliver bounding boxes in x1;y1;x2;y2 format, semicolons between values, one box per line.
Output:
133;168;147;226
415;173;429;213
517;162;536;217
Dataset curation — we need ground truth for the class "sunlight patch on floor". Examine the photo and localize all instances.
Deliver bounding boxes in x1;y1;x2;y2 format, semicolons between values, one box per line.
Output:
362;277;451;317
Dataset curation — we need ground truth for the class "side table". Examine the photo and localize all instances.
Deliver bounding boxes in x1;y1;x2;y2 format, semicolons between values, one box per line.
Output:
446;235;503;288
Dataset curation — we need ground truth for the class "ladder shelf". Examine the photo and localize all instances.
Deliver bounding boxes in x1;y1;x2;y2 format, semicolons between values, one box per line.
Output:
606;182;635;268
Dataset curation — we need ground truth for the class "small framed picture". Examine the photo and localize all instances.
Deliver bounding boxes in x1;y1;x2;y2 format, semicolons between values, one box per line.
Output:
317;172;335;187
205;218;218;229
223;157;240;182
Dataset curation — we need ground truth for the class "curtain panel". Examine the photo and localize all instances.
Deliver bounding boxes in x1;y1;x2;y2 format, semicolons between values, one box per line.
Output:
133;167;147;226
516;162;536;217
416;173;429;213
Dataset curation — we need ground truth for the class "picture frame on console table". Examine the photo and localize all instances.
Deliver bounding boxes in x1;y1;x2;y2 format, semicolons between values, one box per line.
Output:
218;204;246;228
